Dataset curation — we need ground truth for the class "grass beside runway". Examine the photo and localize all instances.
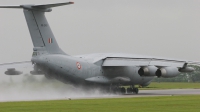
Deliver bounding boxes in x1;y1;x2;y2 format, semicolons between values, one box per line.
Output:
139;82;200;90
0;95;200;112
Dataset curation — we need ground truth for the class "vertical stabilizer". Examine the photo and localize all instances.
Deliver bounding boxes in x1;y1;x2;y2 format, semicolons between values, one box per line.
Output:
0;2;74;54
23;9;64;54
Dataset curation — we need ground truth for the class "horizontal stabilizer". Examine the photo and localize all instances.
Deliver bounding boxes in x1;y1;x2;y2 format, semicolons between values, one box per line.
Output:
31;2;74;9
0;2;74;12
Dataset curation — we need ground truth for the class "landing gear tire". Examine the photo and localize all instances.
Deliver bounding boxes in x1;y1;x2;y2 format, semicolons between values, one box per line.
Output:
109;86;126;94
127;88;133;94
133;88;139;94
120;87;126;94
113;87;119;94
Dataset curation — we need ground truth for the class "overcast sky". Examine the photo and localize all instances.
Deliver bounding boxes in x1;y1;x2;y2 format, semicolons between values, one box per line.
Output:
0;0;200;63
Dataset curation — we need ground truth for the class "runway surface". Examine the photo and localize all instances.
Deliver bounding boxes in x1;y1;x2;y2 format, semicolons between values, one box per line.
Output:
0;75;200;102
72;89;200;100
1;89;200;102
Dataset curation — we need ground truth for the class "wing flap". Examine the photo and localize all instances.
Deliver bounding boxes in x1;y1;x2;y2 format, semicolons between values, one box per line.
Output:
149;60;185;67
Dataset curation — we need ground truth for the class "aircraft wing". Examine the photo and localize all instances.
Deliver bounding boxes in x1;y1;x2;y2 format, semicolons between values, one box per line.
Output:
76;53;200;72
79;53;198;68
0;61;34;75
101;57;187;68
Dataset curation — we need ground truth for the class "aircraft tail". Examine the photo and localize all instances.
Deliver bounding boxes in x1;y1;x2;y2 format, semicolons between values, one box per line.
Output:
0;2;74;54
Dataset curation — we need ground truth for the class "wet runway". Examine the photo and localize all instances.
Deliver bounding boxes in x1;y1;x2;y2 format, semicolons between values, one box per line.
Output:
72;89;200;100
1;89;200;102
139;89;200;95
0;74;200;102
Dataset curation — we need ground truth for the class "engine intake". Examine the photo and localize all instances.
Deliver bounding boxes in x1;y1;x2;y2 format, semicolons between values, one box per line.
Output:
156;67;179;78
5;68;23;75
138;66;157;76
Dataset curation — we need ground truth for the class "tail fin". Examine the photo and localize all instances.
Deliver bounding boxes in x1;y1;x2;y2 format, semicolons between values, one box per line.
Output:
0;2;74;54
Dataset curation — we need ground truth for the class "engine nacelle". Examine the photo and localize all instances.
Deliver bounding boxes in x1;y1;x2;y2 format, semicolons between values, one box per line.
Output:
179;67;194;73
138;66;158;76
5;68;23;75
156;67;179;78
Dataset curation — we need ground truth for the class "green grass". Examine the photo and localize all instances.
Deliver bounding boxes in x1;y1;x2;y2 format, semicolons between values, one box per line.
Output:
0;95;200;112
139;82;200;90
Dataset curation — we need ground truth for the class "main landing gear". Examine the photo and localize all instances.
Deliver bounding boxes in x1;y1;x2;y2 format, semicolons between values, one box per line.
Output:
127;86;139;94
109;85;139;94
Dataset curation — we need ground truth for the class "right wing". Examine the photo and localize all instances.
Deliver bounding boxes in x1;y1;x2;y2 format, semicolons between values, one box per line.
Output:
102;57;186;67
0;61;34;75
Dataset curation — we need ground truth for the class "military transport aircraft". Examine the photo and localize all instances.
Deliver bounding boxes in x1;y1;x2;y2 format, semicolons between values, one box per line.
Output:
0;2;196;94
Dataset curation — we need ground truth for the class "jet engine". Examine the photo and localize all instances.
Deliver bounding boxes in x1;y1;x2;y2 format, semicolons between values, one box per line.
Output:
155;67;179;78
179;67;194;72
5;68;23;75
138;66;157;76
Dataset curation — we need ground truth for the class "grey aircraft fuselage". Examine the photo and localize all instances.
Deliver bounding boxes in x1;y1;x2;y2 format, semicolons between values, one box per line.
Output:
32;52;153;86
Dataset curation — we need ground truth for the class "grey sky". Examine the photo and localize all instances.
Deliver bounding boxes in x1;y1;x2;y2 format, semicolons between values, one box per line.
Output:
0;0;200;63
